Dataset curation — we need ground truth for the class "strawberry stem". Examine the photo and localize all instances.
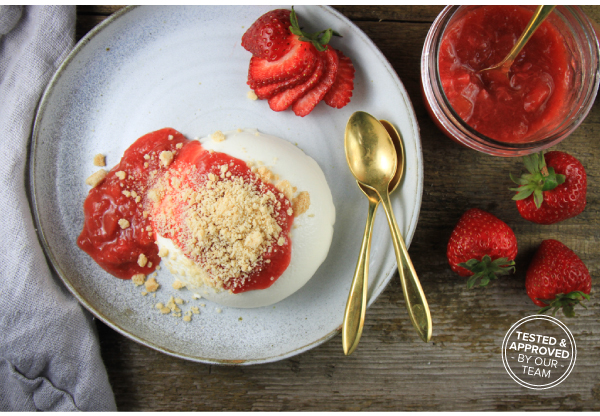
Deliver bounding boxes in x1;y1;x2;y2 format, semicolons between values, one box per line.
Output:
509;152;565;209
289;6;341;52
459;255;515;289
537;291;590;318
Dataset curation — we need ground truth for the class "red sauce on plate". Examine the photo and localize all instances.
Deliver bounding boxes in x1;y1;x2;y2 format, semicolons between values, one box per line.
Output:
438;5;572;143
77;128;293;293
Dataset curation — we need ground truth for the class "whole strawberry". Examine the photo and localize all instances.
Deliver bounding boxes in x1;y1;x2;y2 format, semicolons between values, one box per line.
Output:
241;9;293;61
447;208;517;288
526;239;591;317
511;151;587;224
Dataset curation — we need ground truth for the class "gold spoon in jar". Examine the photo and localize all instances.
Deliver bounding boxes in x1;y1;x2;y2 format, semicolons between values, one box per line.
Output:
480;5;556;75
342;119;404;355
344;111;432;344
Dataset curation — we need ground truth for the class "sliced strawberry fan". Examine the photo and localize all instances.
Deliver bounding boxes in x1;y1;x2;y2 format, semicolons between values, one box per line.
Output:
242;7;355;117
292;47;339;117
268;51;324;111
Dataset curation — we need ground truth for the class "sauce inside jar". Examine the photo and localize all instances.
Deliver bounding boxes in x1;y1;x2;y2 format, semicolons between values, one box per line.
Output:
438;5;573;143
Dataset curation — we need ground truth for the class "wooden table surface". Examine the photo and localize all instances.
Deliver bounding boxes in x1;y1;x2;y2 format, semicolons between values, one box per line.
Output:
77;6;600;411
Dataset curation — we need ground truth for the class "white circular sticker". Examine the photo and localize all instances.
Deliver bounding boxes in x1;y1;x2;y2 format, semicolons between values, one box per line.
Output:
502;315;576;390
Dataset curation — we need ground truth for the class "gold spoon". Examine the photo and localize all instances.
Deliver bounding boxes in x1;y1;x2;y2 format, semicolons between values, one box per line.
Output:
345;111;432;343
480;5;556;75
342;120;404;355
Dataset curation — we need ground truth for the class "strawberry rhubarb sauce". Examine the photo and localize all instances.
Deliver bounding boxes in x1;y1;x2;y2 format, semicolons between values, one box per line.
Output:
77;128;294;294
439;5;573;143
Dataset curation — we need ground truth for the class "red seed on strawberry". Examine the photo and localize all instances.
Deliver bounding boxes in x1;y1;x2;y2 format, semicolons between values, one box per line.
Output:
510;151;587;224
447;208;517;288
526;239;591;317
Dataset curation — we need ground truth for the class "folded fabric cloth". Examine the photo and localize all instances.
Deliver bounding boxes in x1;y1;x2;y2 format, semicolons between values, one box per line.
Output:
0;5;116;411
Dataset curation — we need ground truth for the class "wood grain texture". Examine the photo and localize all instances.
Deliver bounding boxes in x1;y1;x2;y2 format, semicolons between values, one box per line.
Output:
78;5;600;411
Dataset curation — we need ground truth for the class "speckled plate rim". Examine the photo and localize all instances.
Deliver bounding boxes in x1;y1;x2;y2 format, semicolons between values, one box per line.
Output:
29;5;423;365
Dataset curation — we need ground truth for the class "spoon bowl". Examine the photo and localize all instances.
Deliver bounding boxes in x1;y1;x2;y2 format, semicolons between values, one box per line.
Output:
358;120;404;199
342;119;404;355
345;112;397;194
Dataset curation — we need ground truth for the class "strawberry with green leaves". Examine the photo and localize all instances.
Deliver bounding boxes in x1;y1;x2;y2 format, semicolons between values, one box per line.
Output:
244;7;338;88
511;151;587;224
241;7;355;115
447;208;517;288
526;239;591;318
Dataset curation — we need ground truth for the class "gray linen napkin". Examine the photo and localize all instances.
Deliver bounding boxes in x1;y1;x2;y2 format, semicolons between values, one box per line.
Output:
0;5;116;411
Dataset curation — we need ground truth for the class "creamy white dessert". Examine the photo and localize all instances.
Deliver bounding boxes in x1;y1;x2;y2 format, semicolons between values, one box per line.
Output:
153;129;335;308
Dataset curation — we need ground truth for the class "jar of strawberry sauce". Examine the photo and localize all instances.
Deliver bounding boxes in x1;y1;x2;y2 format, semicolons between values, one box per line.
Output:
421;6;599;156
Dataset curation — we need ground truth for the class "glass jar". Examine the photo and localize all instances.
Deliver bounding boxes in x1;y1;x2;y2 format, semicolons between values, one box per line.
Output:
421;5;600;157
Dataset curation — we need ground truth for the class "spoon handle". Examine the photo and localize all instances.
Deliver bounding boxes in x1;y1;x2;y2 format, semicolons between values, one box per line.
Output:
378;191;432;342
342;198;379;355
490;5;556;72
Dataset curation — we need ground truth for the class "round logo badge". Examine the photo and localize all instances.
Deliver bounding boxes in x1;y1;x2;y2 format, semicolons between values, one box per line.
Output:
502;315;576;390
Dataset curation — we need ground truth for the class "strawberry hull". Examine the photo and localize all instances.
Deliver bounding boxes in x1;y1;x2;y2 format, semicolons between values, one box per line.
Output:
515;151;587;225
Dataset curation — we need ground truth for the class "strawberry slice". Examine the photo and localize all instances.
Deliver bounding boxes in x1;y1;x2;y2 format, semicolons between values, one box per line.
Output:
253;57;319;99
248;36;318;88
241;9;293;62
323;49;355;109
268;53;325;112
292;47;339;117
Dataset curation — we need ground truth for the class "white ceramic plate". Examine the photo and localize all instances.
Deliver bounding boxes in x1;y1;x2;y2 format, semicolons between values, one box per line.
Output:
30;5;423;364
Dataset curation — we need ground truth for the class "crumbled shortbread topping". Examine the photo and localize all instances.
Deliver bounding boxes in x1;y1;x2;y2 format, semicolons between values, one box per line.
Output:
275;180;296;200
93;154;106;167
118;219;130;229
137;253;148;267
211;131;226;142
159;150;174;168
116;171;126;180
247;90;258;100
132;273;146;286
149;163;286;290
145;277;159;292
85;169;107;188
172;280;186;290
256;166;275;183
292;191;310;216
